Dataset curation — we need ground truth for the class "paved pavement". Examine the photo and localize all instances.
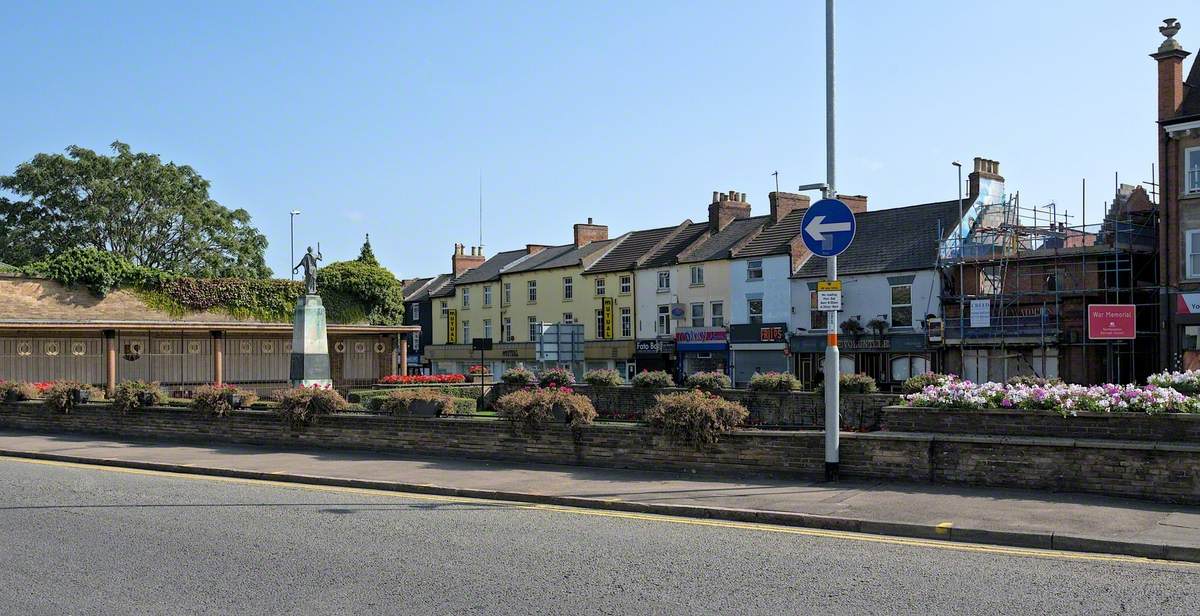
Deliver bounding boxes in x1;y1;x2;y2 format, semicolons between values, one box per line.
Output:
1;430;1198;560
1;457;1198;615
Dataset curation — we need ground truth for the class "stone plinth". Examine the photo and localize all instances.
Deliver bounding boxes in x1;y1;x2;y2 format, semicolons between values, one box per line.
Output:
290;294;332;387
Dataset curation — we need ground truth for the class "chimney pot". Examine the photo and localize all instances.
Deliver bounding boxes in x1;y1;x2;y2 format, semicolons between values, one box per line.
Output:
708;188;752;232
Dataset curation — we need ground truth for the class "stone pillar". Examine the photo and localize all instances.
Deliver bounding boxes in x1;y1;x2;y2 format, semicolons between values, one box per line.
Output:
212;331;224;387
399;336;409;376
104;330;117;396
290;295;332;387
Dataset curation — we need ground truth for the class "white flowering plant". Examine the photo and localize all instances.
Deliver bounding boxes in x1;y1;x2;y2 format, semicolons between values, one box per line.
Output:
904;375;1200;416
1147;369;1200;396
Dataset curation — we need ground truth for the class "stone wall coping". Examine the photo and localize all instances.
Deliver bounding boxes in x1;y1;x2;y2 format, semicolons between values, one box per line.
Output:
10;402;1200;452
889;405;1200;421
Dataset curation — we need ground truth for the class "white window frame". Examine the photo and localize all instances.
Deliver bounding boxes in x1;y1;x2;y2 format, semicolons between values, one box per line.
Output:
748;298;763;324
747;259;763;280
1186;146;1200;195
528;280;537;303
710;302;724;327
690;265;704;286
620;307;632;337
462;320;470;342
890;284;913;328
528;316;539;341
483;285;492;307
562;312;575;324
462;288;470;308
563;276;573;300
595;277;606;296
619;275;632;294
657;271;670;291
440;300;448;316
483;319;492;340
690;303;705;327
657;305;670;335
412;303;420;320
503;317;512;341
503;282;512;305
1187;230;1200;279
595;309;605;337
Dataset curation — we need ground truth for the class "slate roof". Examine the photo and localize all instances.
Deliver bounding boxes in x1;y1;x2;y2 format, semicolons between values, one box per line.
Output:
425;273;458;299
401;277;433;299
733;208;808;258
792;199;961;278
586;224;684;274
450;249;528;286
503;240;617;274
639;222;711;268
678;216;770;263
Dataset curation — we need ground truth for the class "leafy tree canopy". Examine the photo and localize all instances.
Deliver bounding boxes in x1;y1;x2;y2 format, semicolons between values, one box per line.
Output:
0;141;270;278
317;258;405;326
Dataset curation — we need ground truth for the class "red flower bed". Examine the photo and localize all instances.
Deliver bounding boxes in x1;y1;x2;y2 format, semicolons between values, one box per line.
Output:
379;374;466;385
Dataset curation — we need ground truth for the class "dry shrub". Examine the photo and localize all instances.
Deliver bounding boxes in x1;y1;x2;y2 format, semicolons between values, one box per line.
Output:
495;387;596;434
644;390;748;448
272;386;349;427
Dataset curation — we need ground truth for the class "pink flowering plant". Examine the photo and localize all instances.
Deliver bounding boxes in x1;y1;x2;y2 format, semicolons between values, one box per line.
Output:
905;375;1200;416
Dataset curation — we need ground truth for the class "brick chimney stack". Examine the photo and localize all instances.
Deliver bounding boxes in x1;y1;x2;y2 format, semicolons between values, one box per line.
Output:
573;217;609;248
967;157;1004;202
708;190;752;232
451;243;486;277
1152;18;1190;121
768;192;810;223
836;194;868;214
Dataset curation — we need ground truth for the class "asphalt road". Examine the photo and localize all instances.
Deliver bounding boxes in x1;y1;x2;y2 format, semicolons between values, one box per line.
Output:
1;458;1197;615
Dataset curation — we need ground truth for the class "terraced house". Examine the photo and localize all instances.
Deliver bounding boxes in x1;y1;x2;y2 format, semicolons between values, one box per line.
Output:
634;191;770;379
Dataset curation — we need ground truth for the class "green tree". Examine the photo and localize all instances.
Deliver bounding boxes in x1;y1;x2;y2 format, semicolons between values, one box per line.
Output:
0;141;270;277
357;234;379;266
317;259;405;325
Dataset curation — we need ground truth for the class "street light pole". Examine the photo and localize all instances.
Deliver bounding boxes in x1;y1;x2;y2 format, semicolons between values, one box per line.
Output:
823;0;839;482
290;210;301;280
953;162;963;372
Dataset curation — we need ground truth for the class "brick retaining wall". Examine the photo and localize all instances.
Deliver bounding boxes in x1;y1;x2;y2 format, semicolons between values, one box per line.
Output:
881;406;1200;443
490;383;899;430
1;402;1197;503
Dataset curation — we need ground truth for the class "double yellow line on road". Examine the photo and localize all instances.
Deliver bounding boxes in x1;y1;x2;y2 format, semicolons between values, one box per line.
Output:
3;455;1195;570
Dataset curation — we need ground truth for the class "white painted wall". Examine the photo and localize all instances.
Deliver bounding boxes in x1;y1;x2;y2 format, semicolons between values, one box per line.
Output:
790;269;942;333
730;255;793;326
635;261;732;338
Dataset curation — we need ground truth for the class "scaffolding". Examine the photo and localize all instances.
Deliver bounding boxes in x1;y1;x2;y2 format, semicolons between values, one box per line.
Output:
936;181;1160;385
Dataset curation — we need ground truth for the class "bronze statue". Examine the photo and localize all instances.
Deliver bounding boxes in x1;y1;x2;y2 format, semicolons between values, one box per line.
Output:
294;244;323;295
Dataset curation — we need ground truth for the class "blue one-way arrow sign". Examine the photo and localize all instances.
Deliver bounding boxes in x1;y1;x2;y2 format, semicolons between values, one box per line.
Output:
801;198;856;257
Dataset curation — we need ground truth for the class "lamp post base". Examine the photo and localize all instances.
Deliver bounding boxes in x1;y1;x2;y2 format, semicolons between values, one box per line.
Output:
824;462;840;482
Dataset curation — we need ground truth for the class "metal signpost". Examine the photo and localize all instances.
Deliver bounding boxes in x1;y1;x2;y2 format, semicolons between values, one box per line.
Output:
802;198;856;481
472;337;493;409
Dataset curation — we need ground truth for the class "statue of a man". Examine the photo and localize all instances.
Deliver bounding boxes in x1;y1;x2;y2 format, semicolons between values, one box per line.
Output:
294;245;322;295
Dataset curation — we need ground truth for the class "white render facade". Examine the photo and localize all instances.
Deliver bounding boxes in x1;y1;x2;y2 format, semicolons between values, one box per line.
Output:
729;254;794;328
634;261;731;339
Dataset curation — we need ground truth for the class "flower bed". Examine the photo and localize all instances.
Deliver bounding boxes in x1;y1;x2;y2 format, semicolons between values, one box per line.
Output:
379;374;466;385
904;375;1200;416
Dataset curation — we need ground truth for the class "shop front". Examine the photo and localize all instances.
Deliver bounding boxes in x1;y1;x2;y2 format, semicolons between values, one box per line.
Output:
729;322;790;386
425;342;535;377
584;340;638;382
674;327;729;380
789;332;936;390
634;339;675;378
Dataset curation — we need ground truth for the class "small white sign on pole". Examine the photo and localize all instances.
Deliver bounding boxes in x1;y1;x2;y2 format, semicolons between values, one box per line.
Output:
969;299;991;328
817;290;842;311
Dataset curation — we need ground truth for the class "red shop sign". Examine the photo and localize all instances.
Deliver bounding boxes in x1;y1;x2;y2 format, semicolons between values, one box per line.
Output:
1087;304;1135;340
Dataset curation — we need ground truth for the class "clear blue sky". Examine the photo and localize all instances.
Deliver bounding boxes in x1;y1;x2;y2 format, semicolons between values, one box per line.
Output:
1;1;1196;279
